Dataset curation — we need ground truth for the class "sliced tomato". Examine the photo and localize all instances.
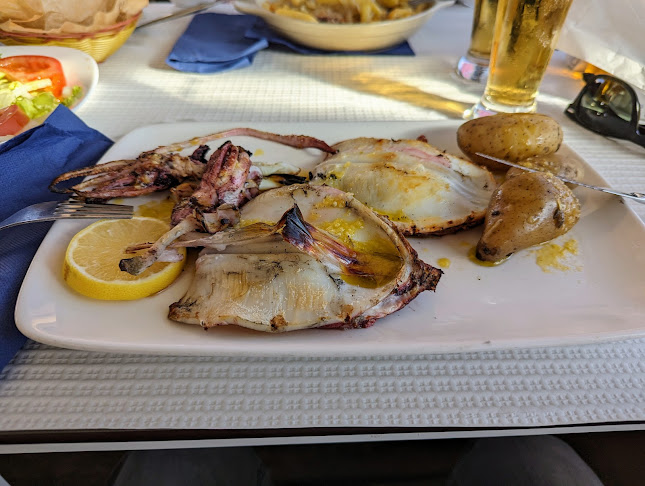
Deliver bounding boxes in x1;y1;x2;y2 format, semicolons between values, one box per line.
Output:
0;55;66;98
0;105;30;136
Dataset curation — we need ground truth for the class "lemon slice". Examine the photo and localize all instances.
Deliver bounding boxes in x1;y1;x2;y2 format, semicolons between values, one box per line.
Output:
63;217;186;301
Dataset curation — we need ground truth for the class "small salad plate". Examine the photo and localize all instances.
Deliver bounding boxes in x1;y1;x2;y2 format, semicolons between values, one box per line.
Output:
0;45;99;141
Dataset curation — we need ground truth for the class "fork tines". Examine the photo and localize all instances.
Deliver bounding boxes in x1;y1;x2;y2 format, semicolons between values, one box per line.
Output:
55;199;134;219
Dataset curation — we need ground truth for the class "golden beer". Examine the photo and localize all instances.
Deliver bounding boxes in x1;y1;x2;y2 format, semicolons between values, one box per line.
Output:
467;0;499;61
456;0;499;82
480;0;573;112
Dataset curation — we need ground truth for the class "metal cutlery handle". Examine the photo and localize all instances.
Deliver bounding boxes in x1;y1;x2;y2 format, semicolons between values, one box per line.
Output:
136;2;218;30
0;200;133;231
475;152;645;204
570;185;645;204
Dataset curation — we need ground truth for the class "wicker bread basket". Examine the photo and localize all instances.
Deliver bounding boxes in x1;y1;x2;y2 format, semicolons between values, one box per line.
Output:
0;12;140;63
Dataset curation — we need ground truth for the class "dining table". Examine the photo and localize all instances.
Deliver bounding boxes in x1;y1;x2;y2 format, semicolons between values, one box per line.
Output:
0;1;644;454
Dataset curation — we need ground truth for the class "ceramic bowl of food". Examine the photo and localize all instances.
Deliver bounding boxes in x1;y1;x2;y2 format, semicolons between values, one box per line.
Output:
233;0;454;52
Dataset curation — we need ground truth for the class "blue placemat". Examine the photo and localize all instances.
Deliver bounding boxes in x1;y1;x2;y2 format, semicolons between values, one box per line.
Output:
166;13;414;73
0;106;113;372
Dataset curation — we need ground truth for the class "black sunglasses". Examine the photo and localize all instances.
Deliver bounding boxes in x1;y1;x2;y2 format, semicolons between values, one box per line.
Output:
565;73;645;149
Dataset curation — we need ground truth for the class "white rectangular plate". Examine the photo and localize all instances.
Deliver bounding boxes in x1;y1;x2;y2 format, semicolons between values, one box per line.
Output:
15;121;645;357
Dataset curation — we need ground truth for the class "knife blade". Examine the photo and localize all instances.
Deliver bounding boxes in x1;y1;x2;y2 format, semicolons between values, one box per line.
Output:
136;2;217;30
474;152;645;204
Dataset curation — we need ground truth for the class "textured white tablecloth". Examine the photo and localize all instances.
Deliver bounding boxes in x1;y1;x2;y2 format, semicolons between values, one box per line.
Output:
1;3;643;433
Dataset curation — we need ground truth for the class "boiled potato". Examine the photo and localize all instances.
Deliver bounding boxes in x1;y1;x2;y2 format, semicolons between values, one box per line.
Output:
457;113;563;172
506;153;584;188
476;171;580;262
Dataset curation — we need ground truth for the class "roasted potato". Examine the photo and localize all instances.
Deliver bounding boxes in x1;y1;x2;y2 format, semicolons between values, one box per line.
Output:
476;171;580;262
506;153;584;188
457;113;563;172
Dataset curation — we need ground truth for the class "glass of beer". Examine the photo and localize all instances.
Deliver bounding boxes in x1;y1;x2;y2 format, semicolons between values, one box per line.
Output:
456;0;499;83
473;0;574;115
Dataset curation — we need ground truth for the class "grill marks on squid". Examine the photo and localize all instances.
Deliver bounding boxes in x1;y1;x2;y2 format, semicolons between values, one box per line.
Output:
173;204;403;285
89;130;335;276
167;184;442;332
48;128;335;202
119;142;255;275
49;150;207;202
46;128;446;332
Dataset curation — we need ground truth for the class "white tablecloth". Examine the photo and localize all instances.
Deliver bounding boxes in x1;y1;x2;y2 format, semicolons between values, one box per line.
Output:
1;3;644;435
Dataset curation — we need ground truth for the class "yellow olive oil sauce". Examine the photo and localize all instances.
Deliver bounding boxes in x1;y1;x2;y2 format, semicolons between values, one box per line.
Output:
436;258;451;269
134;198;175;224
532;239;580;273
466;239;580;272
317;216;402;289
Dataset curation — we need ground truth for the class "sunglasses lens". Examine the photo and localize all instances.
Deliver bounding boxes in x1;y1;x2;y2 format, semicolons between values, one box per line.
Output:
568;74;645;149
581;76;634;123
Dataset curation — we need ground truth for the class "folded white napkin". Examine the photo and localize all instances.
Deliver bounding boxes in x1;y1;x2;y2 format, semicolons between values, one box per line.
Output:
558;0;645;90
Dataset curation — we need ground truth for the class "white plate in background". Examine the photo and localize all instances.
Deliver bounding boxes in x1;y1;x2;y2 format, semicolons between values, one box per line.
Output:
15;120;645;357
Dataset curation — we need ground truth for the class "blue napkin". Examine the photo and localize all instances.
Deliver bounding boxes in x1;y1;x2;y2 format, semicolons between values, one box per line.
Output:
166;14;269;73
0;105;113;372
166;13;414;73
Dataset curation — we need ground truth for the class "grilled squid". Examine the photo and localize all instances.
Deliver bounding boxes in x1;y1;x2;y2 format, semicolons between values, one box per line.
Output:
168;184;442;332
311;137;496;236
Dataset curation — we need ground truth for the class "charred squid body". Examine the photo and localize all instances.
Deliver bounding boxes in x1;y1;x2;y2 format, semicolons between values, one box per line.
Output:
49;149;208;201
168;184;442;332
50;127;334;201
311;137;496;236
118;129;333;276
119;141;257;276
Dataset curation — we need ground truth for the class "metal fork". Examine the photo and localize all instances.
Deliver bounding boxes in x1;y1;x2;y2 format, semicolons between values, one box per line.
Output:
0;199;134;231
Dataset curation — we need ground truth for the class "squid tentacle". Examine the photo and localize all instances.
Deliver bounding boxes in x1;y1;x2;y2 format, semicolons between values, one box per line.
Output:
49;159;137;193
72;185;162;201
69;170;137;192
119;218;197;276
155;128;336;155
